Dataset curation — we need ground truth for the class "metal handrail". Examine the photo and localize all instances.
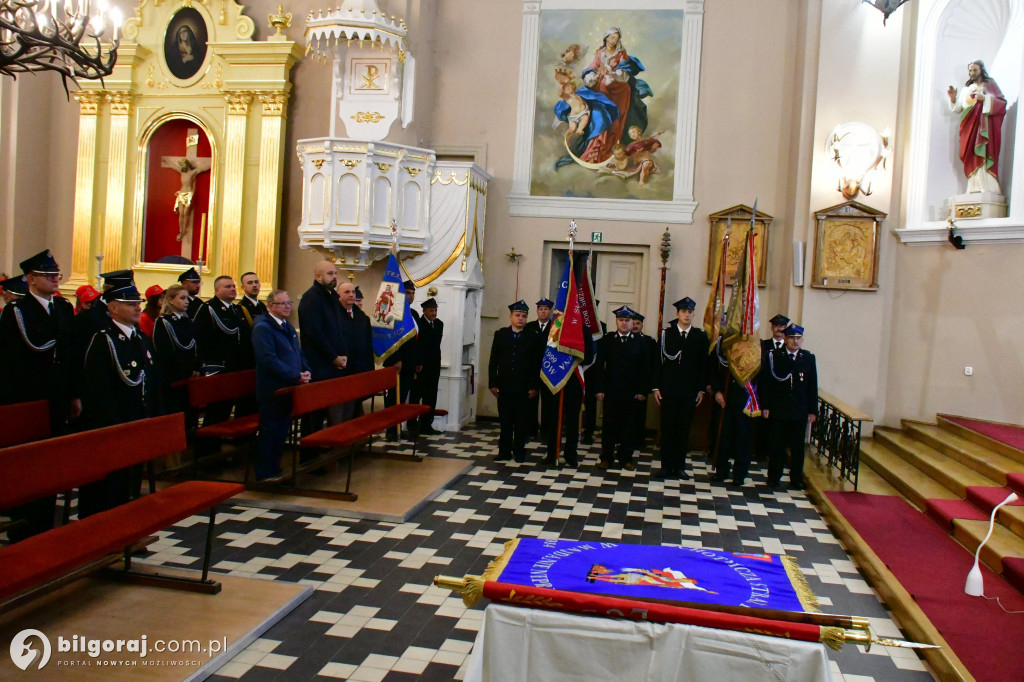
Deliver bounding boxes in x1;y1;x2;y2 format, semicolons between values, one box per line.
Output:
811;391;872;490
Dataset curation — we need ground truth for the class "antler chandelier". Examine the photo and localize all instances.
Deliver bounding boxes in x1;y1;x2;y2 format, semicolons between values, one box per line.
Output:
0;0;122;90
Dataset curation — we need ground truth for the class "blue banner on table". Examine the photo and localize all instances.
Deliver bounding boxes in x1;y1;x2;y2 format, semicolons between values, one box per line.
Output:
492;538;815;612
371;252;417;364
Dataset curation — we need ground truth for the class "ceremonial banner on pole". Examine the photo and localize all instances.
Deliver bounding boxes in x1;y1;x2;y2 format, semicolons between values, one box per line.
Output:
371;252;417;363
434;538;851;651
541;252;599;393
722;204;762;416
704;219;729;352
483;538;816;613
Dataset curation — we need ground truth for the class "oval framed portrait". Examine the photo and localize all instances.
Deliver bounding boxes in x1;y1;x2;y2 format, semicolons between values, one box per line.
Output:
164;7;208;82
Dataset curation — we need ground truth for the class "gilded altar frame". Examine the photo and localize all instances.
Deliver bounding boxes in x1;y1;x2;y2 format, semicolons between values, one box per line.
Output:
63;0;302;296
811;200;886;291
706;204;771;287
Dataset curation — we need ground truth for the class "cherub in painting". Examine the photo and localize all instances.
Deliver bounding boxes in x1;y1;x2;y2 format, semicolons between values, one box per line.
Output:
625;126;663;185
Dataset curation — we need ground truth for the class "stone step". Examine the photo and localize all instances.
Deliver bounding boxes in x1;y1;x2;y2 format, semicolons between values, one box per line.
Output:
938;415;1024;466
953;518;1024;575
874;427;996;496
903;420;1024;484
859;438;958;510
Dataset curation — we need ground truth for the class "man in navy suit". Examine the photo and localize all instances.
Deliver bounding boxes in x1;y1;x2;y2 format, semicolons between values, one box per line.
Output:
252;289;310;480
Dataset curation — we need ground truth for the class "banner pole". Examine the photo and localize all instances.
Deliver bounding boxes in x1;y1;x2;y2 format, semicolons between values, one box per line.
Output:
554;390;565;466
711;376;729;470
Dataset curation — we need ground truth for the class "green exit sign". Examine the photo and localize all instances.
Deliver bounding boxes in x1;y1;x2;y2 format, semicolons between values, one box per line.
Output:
591;232;603;243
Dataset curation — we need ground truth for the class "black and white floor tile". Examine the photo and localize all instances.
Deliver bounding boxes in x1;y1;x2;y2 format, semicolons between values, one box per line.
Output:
136;424;935;681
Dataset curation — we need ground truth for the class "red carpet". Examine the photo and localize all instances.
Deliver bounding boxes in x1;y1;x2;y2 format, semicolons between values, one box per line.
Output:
943;415;1024;453
1004;557;1024;595
826;492;1024;682
965;486;1024;513
925;497;987;530
1007;473;1024;498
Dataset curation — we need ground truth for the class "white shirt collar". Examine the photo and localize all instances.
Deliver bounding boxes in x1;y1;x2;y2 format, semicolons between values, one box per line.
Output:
245;295;259;307
30;291;53;311
113;319;135;338
679;323;692;334
269;312;286;326
173;311;187;319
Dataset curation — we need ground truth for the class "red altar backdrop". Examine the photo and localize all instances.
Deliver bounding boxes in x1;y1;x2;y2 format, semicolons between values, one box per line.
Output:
142;118;212;264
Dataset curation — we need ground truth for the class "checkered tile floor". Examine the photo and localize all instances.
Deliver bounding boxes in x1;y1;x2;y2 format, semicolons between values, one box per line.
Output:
136;423;935;681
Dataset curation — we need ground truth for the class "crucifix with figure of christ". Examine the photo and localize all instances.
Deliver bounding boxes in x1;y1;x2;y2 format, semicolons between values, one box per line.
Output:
161;128;212;258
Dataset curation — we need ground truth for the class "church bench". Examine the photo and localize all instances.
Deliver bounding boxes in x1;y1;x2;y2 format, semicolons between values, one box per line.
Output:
0;398;50;448
0;413;244;609
182;369;260;476
0;399;55;535
270;367;430;501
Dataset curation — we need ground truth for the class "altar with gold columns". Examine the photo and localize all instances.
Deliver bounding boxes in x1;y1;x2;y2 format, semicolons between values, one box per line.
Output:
63;0;302;294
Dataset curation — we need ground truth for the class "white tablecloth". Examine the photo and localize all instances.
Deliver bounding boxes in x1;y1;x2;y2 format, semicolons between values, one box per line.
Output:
464;603;833;682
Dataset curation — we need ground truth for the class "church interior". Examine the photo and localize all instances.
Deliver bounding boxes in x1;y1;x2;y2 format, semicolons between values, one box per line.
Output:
2;0;1024;680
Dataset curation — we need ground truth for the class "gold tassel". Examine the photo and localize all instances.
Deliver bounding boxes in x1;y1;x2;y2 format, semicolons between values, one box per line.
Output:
480;538;520;582
781;555;820;613
462;576;484;607
819;626;846;651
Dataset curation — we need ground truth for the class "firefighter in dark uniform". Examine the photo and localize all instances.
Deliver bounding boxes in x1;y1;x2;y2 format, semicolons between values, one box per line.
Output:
630;311;658;448
194;275;254;432
488;300;541;463
178;267;205;320
762;324;818;490
0;250;78;541
77;284;157;517
152;283;201;421
710;339;759;487
756;313;790;461
652;297;709;480
238;271;267;326
415;297;444;435
525;297;554;439
0;272;28;305
194;275;253;376
71;269;134;373
543;331;593;469
593;306;650;471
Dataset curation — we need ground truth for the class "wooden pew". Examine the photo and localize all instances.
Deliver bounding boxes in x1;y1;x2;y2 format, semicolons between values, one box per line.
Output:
263;367;430;501
0;413;244;611
0;399;50;448
181;369;260;477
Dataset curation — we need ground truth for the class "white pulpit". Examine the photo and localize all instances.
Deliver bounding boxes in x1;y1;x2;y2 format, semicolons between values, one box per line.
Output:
297;0;490;432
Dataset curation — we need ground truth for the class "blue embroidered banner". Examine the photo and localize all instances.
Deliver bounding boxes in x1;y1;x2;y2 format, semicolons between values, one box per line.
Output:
370;252;416;364
493;538;812;612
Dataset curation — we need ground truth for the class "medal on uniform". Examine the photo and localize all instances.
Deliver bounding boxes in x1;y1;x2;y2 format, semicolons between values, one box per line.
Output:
118;334;126;341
